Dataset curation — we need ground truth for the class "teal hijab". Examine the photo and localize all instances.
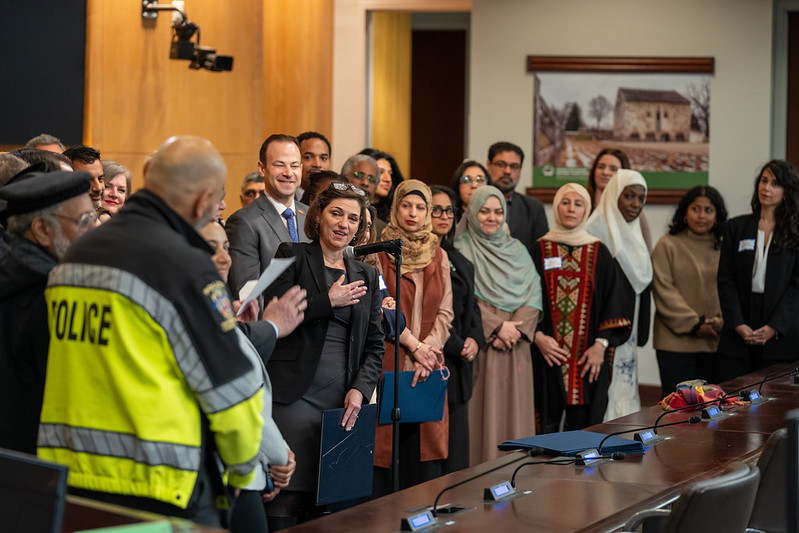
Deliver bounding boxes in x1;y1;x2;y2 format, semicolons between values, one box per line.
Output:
454;186;542;312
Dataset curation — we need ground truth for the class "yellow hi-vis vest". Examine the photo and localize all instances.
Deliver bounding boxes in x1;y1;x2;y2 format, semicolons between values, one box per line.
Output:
38;263;264;509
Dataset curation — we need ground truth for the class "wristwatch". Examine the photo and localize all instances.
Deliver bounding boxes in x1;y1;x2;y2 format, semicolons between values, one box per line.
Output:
595;338;609;349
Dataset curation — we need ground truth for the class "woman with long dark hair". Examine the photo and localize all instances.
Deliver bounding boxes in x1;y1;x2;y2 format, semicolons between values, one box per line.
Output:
652;186;728;396
717;160;799;382
359;148;404;223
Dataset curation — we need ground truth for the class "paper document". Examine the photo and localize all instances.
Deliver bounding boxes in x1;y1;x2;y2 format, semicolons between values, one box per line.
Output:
235;257;295;316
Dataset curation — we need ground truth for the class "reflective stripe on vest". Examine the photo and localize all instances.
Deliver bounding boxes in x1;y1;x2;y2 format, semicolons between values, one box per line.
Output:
38;423;200;472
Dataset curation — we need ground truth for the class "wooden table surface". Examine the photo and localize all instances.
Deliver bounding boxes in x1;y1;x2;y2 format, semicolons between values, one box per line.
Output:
282;363;799;533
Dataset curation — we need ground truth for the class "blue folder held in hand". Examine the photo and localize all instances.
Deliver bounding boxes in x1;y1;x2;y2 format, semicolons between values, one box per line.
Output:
378;370;447;424
317;403;378;505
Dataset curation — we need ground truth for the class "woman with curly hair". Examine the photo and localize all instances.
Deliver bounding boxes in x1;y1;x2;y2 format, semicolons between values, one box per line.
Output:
717;160;799;382
359;148;404;223
652;186;728;396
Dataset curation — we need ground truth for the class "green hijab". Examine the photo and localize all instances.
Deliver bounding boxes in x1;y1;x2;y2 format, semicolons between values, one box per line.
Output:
454;186;542;312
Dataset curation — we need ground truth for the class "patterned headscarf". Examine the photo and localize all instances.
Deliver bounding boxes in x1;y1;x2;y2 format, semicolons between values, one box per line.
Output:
380;179;438;274
454;186;542;312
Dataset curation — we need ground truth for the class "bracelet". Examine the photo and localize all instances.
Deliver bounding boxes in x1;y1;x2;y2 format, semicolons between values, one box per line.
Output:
595;338;609;349
410;341;422;355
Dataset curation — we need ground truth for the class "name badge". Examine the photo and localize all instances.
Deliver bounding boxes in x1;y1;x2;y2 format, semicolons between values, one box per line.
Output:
738;239;756;252
543;256;562;270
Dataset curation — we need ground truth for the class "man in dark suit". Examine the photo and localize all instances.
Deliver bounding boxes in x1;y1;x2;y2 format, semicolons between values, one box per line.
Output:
226;134;311;299
486;141;549;257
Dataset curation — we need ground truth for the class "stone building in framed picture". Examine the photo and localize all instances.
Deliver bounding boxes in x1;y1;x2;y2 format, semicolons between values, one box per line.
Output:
613;88;691;142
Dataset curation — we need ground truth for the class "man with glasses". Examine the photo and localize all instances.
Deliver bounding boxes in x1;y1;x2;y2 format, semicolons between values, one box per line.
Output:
486;141;548;257
240;171;265;208
0;170;94;455
341;154;379;198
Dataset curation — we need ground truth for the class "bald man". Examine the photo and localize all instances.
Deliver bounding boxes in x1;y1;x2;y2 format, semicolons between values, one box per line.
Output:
38;136;303;527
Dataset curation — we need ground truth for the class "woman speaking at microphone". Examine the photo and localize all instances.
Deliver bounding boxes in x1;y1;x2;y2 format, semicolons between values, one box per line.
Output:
262;182;385;528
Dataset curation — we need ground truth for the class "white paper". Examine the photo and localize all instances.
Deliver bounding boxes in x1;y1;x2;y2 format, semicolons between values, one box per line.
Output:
235;257;295;316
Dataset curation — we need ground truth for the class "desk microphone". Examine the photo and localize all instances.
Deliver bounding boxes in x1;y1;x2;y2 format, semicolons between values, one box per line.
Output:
343;239;404;258
596;416;701;454
510;458;577;487
653;363;799;427
430;449;536;517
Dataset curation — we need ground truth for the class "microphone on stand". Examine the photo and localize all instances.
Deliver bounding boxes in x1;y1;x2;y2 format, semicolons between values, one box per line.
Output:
596;416;702;454
343;238;404;258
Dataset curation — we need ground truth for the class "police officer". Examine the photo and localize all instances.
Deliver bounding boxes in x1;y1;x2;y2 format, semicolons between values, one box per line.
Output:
38;136;301;527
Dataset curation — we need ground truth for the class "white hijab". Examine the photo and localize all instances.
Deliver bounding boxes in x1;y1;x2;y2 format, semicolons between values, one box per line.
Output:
586;169;652;294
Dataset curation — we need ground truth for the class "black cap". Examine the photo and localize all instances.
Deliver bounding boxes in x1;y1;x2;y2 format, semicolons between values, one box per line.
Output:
0;171;92;223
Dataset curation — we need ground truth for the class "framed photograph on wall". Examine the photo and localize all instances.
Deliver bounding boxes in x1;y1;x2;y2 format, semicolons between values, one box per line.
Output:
526;56;714;204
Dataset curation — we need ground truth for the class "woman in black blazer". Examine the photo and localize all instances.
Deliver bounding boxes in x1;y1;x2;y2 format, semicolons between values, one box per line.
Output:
717;160;799;382
263;182;384;529
429;185;484;473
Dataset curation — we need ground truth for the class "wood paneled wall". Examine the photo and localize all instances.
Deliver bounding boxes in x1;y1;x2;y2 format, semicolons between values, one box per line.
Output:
371;12;412;177
84;0;332;215
262;0;333;140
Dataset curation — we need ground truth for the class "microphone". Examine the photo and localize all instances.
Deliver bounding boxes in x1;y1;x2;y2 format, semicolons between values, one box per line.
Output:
430;451;533;516
509;458;577;488
574;449;627;466
596;416;702;454
343;238;404;258
653;363;799;428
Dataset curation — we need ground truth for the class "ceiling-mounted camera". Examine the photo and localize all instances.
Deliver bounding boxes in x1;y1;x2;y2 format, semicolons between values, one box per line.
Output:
142;1;233;72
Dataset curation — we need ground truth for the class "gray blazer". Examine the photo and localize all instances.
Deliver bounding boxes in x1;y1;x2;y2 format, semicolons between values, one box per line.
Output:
226;194;310;298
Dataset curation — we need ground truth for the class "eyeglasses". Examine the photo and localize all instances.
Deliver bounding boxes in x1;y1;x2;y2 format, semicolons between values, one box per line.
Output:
329;182;367;196
54;211;98;234
491;161;521;172
351;171;378;185
242;189;263;198
431;206;458;218
459;175;486;185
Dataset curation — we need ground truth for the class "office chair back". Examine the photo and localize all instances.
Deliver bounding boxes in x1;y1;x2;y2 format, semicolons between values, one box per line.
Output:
664;461;760;533
749;428;788;533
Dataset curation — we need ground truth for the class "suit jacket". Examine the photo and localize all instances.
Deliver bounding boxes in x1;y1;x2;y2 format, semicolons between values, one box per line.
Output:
441;244;484;405
717;214;799;360
264;242;385;405
506;191;549;258
225;194;310;298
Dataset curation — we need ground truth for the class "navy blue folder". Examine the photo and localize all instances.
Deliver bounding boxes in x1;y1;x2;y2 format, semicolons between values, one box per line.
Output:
498;430;644;455
378;370;447;424
316;403;377;505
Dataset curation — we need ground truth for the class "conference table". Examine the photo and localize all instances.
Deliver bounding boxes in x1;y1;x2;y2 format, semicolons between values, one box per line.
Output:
282;363;799;533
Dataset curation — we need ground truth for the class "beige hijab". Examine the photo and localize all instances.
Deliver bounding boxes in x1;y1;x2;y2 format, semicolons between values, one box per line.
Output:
541;183;599;247
380;179;438;274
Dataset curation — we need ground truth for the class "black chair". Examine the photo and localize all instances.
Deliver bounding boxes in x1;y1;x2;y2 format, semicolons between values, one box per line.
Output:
748;428;788;533
620;461;760;533
0;447;69;533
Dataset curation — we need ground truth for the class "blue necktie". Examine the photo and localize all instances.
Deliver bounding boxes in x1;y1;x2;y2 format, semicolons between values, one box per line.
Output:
282;208;299;243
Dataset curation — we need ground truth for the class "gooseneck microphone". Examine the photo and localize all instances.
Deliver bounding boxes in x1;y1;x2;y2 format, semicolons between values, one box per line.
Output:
343;238;404;258
596;416;702;454
509;458;576;487
652;363;799;428
431;449;536;517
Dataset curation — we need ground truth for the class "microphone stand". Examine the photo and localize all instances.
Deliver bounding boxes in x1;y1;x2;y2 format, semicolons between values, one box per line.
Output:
387;241;404;493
